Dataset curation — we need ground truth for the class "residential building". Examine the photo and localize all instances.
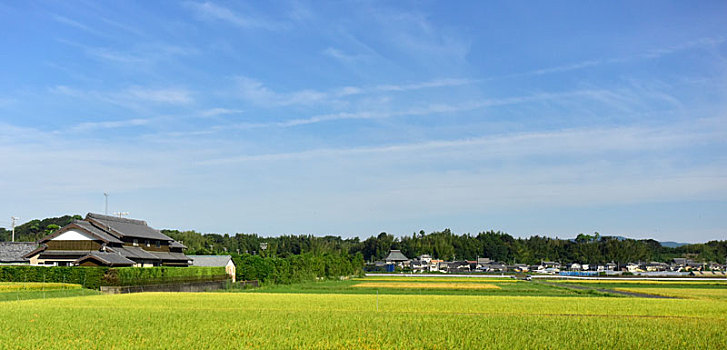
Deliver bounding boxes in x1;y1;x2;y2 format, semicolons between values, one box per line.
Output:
384;250;410;268
24;213;189;267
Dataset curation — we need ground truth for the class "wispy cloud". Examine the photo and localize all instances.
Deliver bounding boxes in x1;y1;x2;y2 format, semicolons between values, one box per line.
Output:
185;2;286;30
235;76;476;107
68;118;151;132
521;37;726;77
322;47;368;63
51;14;97;34
203;119;727;164
200;108;244;117
50;85;194;106
227;85;662;129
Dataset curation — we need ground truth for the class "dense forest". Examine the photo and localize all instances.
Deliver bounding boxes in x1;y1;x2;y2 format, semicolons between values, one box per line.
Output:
2;215;725;265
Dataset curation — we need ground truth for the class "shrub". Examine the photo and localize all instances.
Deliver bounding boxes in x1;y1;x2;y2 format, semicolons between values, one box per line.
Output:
0;266;107;289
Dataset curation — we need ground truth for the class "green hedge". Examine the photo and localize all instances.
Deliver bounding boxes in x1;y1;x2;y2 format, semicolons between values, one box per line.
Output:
104;266;227;286
233;252;364;285
0;266;108;289
0;266;227;289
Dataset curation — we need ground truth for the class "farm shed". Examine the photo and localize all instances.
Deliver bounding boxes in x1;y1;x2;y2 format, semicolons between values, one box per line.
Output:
188;255;236;282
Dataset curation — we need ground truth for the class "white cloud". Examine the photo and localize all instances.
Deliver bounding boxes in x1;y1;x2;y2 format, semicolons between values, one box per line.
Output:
51;15;97;34
519;37;726;77
68;118;151;132
200;108;244;117
202;119;726;164
123;87;193;104
234;76;476;107
185;2;285;30
50;85;194;106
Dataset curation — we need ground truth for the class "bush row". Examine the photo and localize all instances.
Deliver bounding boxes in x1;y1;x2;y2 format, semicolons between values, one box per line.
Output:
0;266;108;289
104;266;227;286
233;252;364;285
0;266;227;289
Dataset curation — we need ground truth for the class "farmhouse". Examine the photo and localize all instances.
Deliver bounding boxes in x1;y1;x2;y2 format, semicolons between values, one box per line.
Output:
188;255;236;282
24;213;189;267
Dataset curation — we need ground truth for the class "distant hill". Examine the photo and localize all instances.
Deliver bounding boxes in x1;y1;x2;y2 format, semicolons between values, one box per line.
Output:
659;241;689;248
0;215;82;242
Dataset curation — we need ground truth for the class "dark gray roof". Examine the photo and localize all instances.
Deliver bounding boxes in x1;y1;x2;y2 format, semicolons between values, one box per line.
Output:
75;252;135;266
86;213;174;241
0;242;38;262
169;240;186;249
38;250;91;258
384;250;409;262
188;255;233;267
110;246;160;260
73;220;124;244
151;251;190;262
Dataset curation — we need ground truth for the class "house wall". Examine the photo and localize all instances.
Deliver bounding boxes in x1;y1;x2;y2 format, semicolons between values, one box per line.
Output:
226;260;236;282
53;230;94;241
47;240;101;251
122;238;171;252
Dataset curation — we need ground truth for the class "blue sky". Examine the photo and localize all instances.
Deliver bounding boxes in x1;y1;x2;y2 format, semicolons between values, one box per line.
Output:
1;1;726;242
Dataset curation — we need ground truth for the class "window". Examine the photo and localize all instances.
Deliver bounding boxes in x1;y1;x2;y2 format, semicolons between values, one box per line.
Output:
156;241;161;248
133;239;138;246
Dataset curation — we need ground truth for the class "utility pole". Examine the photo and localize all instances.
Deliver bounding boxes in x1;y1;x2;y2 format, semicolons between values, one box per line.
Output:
104;193;109;215
11;216;19;242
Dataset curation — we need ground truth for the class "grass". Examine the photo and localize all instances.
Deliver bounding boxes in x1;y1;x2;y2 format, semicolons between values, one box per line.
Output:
0;282;101;302
612;288;727;300
0;292;725;349
2;276;726;348
241;279;587;297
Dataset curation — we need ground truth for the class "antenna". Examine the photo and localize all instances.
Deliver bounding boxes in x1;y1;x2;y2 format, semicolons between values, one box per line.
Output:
114;212;129;218
11;216;19;242
104;193;109;215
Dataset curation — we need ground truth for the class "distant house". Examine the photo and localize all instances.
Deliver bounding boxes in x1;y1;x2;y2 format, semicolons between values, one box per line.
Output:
449;261;470;272
384;250;410;268
0;242;39;265
188;255;236;282
24;213;189;267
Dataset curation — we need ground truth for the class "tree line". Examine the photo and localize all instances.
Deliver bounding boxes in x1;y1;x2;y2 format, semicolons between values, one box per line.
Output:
2;215;725;265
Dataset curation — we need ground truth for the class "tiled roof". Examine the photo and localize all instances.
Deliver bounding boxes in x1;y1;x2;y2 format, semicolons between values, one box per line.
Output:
188;255;232;267
110;246;160;260
384;250;409;261
75;252;135;266
0;242;38;262
86;213;174;241
151;251;190;262
73;220;124;244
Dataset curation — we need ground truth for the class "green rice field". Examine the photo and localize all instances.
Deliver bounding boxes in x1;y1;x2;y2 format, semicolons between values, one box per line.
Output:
0;277;725;349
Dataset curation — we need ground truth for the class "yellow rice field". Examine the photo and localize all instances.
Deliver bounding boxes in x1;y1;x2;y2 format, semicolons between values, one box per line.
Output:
0;282;81;292
353;281;502;289
1;292;726;349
